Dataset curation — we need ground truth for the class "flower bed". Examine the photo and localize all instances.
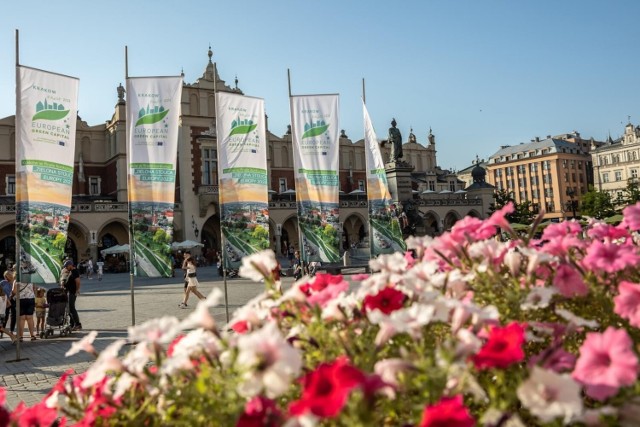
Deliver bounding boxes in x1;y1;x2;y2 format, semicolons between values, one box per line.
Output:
3;202;640;426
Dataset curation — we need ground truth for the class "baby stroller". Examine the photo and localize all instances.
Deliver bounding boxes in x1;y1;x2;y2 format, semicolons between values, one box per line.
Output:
42;288;72;338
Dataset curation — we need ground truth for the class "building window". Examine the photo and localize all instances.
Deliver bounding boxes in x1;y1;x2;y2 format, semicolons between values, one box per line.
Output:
449;181;456;192
543;160;551;171
89;176;101;196
602;173;609;183
632;169;638;179
545;201;555;212
532;189;539;199
429;181;435;191
615;171;622;181
358;180;365;191
6;175;15;195
530;163;538;173
202;147;217;185
279;178;287;193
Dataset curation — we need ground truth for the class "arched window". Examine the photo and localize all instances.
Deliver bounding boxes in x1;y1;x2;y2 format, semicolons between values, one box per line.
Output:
190;94;199;115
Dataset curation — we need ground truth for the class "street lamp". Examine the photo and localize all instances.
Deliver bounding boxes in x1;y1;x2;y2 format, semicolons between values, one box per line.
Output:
566;188;577;219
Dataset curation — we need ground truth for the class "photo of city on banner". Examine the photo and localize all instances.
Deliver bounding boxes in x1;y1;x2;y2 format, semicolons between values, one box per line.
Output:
15;68;404;283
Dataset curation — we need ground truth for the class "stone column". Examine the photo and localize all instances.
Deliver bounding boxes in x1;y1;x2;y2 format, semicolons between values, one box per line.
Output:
385;162;415;204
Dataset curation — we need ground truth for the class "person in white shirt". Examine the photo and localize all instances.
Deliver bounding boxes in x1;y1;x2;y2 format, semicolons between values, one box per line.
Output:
85;259;93;280
96;260;104;281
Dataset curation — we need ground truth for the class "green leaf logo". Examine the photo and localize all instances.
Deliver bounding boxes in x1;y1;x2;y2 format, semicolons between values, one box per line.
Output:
228;118;257;137
136;104;169;126
302;120;329;139
32;99;69;121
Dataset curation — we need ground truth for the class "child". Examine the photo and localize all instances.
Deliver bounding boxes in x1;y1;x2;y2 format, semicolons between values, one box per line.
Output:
35;287;47;335
0;286;17;343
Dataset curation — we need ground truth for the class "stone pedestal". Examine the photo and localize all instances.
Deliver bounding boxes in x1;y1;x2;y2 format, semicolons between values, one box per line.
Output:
385;161;414;203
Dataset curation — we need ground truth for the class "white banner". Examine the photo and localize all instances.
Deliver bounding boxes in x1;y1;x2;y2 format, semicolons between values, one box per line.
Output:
363;102;405;254
16;66;79;283
215;92;270;269
290;94;340;262
126;76;182;277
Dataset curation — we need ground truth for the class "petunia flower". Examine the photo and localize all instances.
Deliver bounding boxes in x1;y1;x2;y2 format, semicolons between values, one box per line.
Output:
128;316;181;345
520;287;556;311
239;250;278;283
472;322;525;370
419;394;475;427
582;240;640;274
363;286;406;315
237;396;284;427
517;366;583;424
552;264;589;297
65;330;99;357
614;281;640;328
572;327;639;401
622;202;640;231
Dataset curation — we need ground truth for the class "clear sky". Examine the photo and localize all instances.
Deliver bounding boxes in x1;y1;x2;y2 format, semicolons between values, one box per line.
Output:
2;1;639;171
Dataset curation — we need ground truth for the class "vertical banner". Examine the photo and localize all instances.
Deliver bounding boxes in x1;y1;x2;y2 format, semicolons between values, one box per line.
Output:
126;76;182;277
16;66;79;284
215;92;270;270
290;95;340;263
363;102;406;255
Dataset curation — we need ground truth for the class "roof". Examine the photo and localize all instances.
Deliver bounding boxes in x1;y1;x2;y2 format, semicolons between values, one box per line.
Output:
488;138;586;163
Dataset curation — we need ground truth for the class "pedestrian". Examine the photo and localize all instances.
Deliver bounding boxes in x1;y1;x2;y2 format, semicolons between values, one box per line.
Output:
179;257;206;308
1;269;16;335
86;259;93;280
35;287;47;335
179;251;191;307
12;277;37;341
61;260;82;331
0;286;17;344
288;245;294;264
292;250;303;280
96;259;104;281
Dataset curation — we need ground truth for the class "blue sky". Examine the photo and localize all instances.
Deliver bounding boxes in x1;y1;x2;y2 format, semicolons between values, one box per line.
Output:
2;1;639;170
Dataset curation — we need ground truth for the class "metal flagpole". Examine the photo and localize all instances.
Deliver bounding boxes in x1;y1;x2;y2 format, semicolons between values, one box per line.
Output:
214;62;230;323
8;28;27;363
125;45;136;326
362;78;374;261
287;69;306;273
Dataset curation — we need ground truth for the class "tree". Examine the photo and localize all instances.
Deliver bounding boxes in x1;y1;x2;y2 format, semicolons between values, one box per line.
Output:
580;189;616;219
489;189;535;224
623;179;640;205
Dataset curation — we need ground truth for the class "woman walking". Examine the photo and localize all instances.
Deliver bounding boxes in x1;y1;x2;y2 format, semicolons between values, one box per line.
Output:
179;257;205;308
12;277;37;341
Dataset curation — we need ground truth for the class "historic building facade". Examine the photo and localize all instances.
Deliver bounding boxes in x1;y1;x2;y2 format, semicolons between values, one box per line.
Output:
0;49;492;269
591;122;640;203
485;133;596;221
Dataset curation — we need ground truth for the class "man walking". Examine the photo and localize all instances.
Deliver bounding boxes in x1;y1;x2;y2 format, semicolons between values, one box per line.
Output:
61;260;82;330
86;258;93;280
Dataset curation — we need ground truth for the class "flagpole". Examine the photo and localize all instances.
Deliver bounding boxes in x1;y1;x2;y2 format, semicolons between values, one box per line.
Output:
8;28;27;363
287;69;307;271
362;78;373;261
214;62;230;323
125;45;136;326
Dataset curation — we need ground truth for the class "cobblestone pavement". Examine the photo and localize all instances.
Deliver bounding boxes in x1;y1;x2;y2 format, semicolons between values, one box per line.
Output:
0;265;272;410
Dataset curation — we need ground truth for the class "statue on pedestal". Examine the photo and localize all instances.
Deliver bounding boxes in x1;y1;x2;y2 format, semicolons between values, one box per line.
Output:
117;83;126;105
388;118;403;163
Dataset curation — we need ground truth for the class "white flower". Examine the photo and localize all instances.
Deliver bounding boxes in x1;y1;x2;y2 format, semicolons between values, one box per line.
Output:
162;329;221;376
517;366;583;424
503;249;523;276
374;358;413;388
520;287;556;311
555;308;599;328
65;330;98;357
180;288;223;331
519;247;556;276
128;316;181;345
239;250;278;282
113;372;138;399
369;252;407;274
455;328;482;358
122;342;153;375
235;322;302;398
81;339;126;389
368;304;436;346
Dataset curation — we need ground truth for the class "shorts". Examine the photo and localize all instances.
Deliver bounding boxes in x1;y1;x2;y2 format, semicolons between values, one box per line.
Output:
36;311;46;319
19;298;36;316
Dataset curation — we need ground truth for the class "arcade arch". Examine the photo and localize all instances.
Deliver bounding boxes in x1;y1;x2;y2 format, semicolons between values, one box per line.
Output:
443;210;462;231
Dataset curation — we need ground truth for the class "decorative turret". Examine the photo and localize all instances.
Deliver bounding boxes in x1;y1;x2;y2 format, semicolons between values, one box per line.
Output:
428;128;435;145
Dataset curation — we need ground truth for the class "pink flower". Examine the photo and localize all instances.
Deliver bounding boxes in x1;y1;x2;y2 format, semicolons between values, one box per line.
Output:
10;401;59;427
486;201;515;230
572;327;638;400
236;396;283;427
302;274;349;308
582;241;640;274
419;394;475;427
622;202;640;231
614;281;640;328
472;322;526;370
553;264;589;297
587;223;630;241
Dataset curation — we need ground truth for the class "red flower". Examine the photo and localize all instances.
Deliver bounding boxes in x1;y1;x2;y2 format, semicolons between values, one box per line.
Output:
300;273;345;295
363;287;406;315
231;320;251;334
289;356;365;419
10;401;58;427
236;396;283;427
472;322;525;370
419;395;475;427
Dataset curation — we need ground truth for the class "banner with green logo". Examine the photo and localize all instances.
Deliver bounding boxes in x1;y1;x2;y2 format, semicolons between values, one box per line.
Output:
16;66;79;284
290;95;341;263
126;76;182;277
363;102;406;255
215;92;269;270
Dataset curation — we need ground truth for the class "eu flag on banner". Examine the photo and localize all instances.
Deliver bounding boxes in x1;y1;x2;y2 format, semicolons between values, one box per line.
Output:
321;152;327;155
251;149;257;153
58;141;65;146
157;142;163;146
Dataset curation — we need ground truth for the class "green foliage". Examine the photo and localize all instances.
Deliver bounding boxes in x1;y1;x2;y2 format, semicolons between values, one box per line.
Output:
580;189;616;219
623;179;640;205
489;189;535;224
